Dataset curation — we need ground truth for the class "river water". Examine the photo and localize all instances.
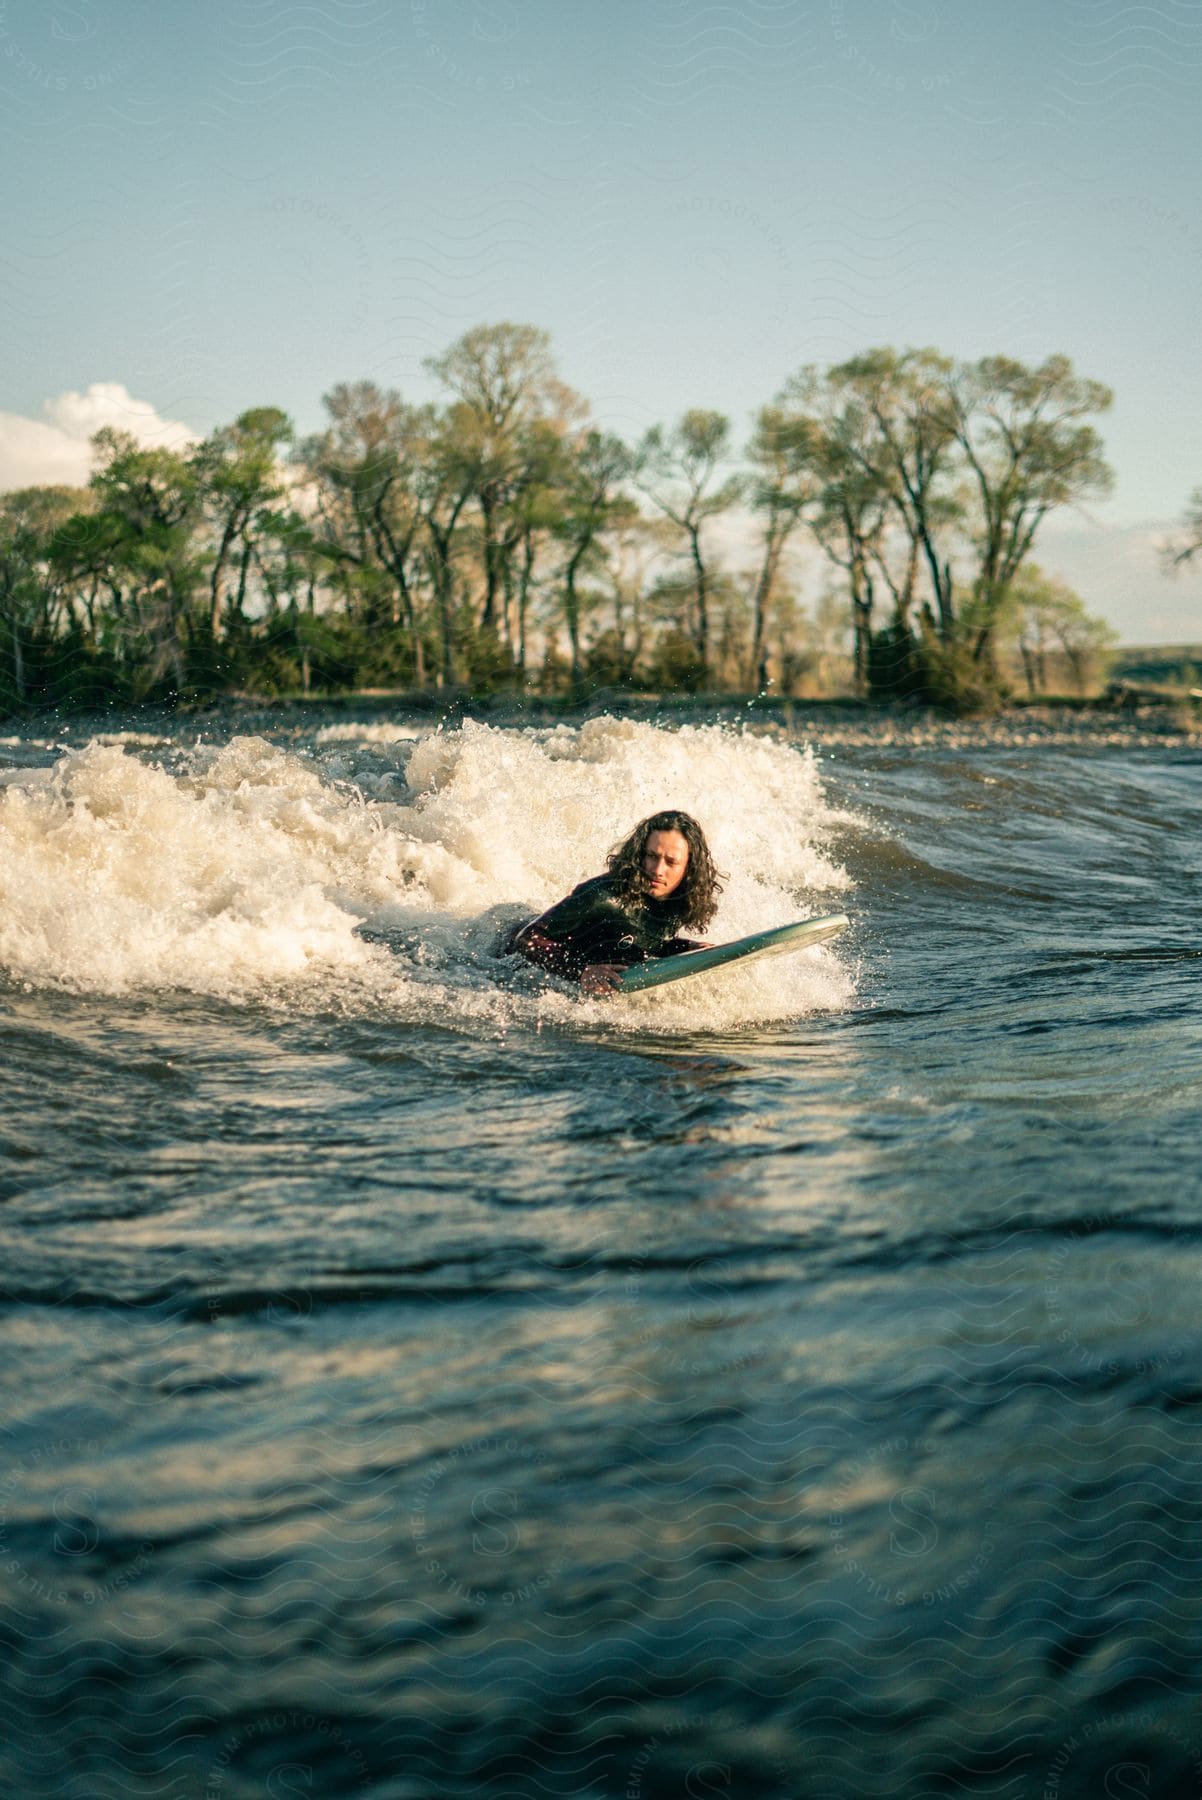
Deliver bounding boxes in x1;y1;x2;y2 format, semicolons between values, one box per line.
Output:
2;709;1201;1800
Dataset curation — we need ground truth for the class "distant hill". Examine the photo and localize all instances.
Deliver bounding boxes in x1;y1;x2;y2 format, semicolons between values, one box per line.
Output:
1112;645;1202;687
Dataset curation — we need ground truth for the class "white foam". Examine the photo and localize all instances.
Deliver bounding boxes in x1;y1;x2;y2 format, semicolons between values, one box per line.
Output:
93;731;173;748
314;722;425;745
0;719;856;1026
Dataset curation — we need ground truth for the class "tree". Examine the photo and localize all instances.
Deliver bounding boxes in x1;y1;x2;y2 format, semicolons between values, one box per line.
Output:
553;429;632;689
196;407;292;639
775;366;915;693
1005;564;1117;696
77;429;204;694
941;354;1113;665
301;383;432;681
643;571;707;690
0;325;1125;713
635;410;743;683
812;460;890;693
798;588;853;696
599;513;671;683
493;418;568;671
425;323;584;653
0;486;93;702
826;347;963;637
1163;485;1202;571
415;407;481;686
745;405;821;690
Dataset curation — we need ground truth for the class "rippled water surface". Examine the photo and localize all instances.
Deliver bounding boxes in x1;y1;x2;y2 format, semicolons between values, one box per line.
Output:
2;711;1201;1800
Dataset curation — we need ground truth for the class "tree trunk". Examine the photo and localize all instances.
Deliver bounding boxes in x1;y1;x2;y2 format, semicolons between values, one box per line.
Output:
235;542;251;623
480;493;499;630
392;571;423;686
422;527;458;687
439;582;453;686
517;529;535;676
898;539;919;632
688;524;709;680
209;517;240;638
501;556;514;657
630;577;645;675
973;622;997;672
850;559;873;693
918;534;953;637
564;581;581;690
748;529;781;691
11;617;24;701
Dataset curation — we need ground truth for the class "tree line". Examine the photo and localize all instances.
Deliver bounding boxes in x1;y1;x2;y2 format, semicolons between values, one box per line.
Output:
0;323;1133;714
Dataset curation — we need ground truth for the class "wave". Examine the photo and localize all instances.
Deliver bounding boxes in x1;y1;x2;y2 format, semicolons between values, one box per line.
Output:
0;717;856;1030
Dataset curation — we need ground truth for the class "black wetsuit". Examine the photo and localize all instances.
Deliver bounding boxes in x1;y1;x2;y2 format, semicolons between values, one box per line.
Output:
507;875;699;983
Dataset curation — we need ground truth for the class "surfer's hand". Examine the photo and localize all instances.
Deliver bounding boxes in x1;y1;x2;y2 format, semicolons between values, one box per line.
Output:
581;963;623;996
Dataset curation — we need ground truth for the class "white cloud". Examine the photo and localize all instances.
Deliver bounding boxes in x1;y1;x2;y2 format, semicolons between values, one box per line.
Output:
0;383;196;495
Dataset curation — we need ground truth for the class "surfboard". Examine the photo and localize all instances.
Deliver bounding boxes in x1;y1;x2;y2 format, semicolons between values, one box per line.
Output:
617;913;850;994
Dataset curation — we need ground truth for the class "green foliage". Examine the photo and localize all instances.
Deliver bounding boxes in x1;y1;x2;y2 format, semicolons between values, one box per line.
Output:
248;611;362;696
866;623;925;701
1163;485;1202;572
863;618;1008;713
635;409;743;680
537;639;571;695
914;622;1009;716
1001;564;1118;696
644;629;706;693
585;627;638;690
459;621;517;692
0;326;1122;717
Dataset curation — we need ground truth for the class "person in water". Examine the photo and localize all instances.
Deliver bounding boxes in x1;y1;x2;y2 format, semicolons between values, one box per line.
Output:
508;810;724;996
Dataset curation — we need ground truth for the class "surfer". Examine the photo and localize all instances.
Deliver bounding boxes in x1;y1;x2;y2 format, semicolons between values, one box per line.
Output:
507;810;723;996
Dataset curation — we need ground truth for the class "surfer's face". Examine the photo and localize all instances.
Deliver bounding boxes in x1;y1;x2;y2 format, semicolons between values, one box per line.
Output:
642;829;689;899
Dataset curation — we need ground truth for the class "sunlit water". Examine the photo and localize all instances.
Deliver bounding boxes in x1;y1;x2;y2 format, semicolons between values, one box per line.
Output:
2;712;1201;1800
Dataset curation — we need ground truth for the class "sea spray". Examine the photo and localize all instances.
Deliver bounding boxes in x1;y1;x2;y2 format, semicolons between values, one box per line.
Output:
0;718;855;1026
0;740;372;998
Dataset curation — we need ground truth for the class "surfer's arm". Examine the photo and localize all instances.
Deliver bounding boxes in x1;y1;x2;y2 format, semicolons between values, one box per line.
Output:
508;923;580;978
508;883;626;982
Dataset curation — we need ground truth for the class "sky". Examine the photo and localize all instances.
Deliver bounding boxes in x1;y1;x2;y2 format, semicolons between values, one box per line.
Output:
4;0;1202;641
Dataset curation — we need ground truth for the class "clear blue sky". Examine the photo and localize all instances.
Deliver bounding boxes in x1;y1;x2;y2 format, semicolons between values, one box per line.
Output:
5;0;1202;636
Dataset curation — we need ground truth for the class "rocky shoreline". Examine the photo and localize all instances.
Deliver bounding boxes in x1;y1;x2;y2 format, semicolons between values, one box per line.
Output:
4;690;1201;753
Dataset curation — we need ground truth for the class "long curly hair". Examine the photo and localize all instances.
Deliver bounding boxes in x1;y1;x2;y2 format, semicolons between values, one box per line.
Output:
606;810;724;931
